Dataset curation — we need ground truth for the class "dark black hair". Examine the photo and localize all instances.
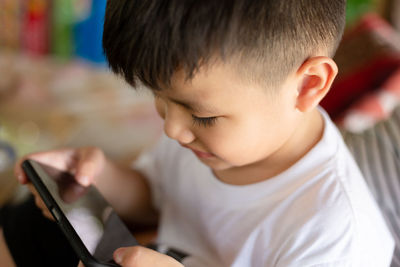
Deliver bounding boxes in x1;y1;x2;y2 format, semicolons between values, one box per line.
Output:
103;0;346;89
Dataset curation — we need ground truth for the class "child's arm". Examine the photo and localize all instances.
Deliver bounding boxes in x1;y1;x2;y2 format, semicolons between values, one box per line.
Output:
14;147;158;226
93;156;158;226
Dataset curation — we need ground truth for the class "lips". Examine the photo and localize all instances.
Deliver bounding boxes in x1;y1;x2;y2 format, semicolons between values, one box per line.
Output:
191;149;214;158
181;144;214;158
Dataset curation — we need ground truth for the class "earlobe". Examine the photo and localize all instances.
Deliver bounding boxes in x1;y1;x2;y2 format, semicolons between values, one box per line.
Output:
295;57;338;112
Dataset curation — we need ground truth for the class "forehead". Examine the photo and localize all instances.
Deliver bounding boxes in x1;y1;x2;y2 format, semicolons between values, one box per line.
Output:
155;61;284;114
167;62;260;100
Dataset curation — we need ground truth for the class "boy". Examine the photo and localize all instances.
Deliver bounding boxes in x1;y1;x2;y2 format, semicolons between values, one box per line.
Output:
2;0;395;266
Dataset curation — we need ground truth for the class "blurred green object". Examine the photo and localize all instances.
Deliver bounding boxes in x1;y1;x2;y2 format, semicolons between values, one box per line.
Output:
346;0;375;25
51;0;75;60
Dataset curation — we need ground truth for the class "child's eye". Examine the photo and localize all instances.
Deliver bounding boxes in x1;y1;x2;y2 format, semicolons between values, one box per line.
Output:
192;115;218;127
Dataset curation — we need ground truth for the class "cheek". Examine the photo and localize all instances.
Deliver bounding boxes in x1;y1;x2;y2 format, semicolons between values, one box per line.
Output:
198;120;262;163
154;98;165;119
203;114;293;166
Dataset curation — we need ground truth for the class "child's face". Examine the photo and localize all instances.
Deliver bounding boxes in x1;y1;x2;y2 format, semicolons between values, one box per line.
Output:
154;62;301;172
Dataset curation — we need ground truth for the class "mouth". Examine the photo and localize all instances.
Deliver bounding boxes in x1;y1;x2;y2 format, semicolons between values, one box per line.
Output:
181;144;215;159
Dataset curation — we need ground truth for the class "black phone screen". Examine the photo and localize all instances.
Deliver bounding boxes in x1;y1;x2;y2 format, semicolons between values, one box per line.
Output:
22;159;138;266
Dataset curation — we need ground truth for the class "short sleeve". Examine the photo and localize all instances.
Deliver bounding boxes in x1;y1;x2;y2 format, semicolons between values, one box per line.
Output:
273;199;356;267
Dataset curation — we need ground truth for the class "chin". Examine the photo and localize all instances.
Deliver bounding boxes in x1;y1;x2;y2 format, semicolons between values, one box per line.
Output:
200;158;232;171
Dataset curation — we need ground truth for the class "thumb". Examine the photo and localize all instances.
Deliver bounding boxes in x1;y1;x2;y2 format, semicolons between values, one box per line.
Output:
14;157;29;184
113;246;184;267
113;247;127;265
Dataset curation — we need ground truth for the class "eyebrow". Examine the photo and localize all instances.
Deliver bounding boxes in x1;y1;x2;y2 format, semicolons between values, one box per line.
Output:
169;97;218;114
153;91;217;114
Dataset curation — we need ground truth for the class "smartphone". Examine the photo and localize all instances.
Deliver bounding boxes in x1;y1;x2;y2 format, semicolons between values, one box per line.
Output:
22;159;138;267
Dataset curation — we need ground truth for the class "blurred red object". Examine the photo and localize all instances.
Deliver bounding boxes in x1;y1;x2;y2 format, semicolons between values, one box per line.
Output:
21;0;50;56
321;13;400;131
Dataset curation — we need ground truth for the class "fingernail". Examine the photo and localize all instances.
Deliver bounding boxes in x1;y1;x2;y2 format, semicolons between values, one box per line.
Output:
17;174;24;183
78;175;90;186
114;248;126;264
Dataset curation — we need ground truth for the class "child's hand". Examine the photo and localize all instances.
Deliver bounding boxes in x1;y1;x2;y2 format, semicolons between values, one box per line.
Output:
14;147;106;219
14;147;105;186
76;247;184;267
113;246;184;267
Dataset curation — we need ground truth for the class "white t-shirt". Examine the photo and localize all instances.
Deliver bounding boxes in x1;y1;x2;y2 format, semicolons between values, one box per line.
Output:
134;110;394;267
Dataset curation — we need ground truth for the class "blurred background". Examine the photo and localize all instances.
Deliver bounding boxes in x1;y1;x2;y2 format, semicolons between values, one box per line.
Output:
0;0;164;205
0;0;399;205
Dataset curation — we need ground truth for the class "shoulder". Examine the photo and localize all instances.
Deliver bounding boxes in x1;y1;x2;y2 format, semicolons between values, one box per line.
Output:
253;168;357;266
266;168;394;266
273;184;356;264
255;124;394;266
252;115;387;265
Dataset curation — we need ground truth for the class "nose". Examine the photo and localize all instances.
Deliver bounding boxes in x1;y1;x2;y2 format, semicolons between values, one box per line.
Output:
163;106;195;144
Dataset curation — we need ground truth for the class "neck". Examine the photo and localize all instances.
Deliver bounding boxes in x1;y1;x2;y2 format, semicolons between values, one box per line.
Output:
214;109;324;185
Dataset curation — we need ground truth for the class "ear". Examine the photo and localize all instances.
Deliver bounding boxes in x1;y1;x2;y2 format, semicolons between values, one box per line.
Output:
295;56;338;112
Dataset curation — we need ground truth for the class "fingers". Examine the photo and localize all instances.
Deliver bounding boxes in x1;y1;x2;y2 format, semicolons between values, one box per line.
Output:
14;154;34;184
27;184;54;221
77;261;85;267
113;246;184;267
13;146;105;222
14;147;105;186
14;148;76;184
74;147;105;186
14;156;27;184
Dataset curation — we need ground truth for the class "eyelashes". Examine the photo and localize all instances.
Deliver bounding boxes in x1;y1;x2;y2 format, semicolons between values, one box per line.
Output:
191;115;218;127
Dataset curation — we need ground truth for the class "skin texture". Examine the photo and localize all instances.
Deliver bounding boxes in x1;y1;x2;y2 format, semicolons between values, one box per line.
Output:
77;247;183;267
7;55;337;267
0;228;15;267
14;147;158;225
155;56;338;185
